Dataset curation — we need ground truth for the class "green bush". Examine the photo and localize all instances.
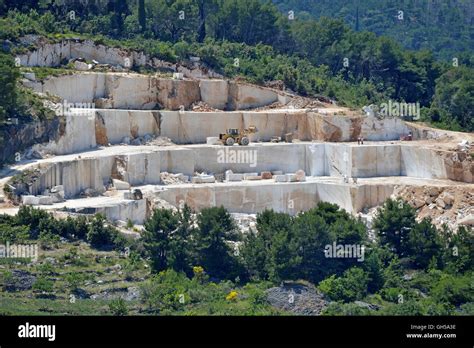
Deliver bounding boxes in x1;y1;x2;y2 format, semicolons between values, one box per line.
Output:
109;298;128;316
319;267;369;302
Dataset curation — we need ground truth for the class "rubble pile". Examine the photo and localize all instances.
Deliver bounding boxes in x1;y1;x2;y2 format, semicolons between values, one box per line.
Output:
392;185;474;230
191;101;221;112
122;135;175;146
160;172;189;185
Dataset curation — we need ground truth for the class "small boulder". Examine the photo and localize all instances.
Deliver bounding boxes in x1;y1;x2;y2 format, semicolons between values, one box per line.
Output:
295;170;306;182
112;179;131;190
441;192;455;206
435;197;446;209
458;214;474;226
74;60;92;71
412;198;425;209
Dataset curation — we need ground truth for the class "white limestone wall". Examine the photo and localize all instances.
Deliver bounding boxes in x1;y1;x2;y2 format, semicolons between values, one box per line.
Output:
159;148;195;176
361;117;410;141
41;73;106;103
23;141;468;202
351;184;396;213
17;39;223;79
193;144;307;174
157;181;320;214
160;111;243;143
156;180;385;215
52;114;97;155
199;80;229;109
401;145;447;179
325;143;352;177
92;199;147;224
306;143;326;176
122;152;161;186
36;73;283;112
17;41;71;67
351;145;401;177
70;40;130;67
316;182;354;212
229;82;279;110
105;74;158;109
96;110;159;144
159;111;306;144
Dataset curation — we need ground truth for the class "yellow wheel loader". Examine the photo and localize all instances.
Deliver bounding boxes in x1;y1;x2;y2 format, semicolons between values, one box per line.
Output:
219;126;258;146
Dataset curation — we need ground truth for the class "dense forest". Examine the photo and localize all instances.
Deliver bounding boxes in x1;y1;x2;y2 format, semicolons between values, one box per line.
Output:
0;0;473;132
272;0;474;61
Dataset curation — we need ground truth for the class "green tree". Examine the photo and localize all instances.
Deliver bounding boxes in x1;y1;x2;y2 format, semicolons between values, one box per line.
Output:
86;214;118;249
167;205;194;276
142;208;179;272
194;206;241;280
241;210;293;280
373;199;416;257
441;226;474;274
138;0;146;32
406;218;443;269
430;67;474;131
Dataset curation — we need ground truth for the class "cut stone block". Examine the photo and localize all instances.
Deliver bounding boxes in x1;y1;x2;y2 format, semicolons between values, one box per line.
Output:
243;173;259;180
50;193;65;203
192;175;216;184
113;179;131;190
50;185;64;193
227;174;244;182
22;195;40;205
274;175;288;182
38;196;54;205
206;137;220;145
245;175;262;181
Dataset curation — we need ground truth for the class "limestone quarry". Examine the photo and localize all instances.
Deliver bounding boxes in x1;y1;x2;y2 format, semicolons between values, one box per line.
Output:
1;38;473;232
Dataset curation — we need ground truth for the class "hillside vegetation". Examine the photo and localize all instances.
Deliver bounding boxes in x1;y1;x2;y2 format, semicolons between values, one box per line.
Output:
273;0;474;61
1;202;472;315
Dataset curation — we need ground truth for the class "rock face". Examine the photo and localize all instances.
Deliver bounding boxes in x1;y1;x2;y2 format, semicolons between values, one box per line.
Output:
33;72;281;112
4;270;36;292
16;38;223;79
15;142;473;202
266;283;329;315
